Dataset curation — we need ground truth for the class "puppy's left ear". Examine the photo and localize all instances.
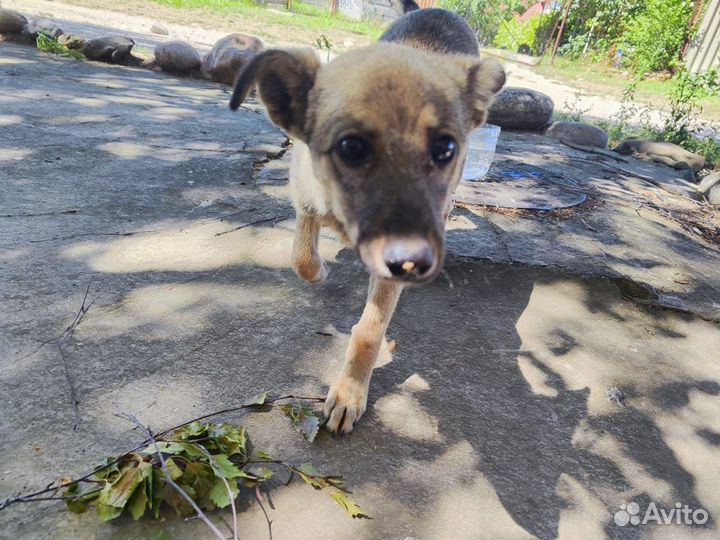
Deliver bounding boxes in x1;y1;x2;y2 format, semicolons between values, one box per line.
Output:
459;57;506;128
229;48;321;141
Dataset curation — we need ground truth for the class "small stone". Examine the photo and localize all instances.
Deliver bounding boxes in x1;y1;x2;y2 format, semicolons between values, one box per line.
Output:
150;22;169;36
23;17;63;39
546;120;609;149
699;172;720;204
615;138;706;172
57;33;85;50
82;36;135;64
487;87;555;131
154;40;201;74
201;33;264;85
0;8;27;34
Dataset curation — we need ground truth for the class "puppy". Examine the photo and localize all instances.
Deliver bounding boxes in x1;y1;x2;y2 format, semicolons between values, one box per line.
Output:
230;7;506;434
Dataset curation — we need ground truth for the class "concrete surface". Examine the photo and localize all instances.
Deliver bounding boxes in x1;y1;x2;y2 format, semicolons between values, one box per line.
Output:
1;42;720;540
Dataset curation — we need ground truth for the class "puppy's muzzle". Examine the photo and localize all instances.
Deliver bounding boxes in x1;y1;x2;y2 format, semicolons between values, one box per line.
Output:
359;236;440;283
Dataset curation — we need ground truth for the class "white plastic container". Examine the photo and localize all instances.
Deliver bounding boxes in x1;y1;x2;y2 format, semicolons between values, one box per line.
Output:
462;123;501;182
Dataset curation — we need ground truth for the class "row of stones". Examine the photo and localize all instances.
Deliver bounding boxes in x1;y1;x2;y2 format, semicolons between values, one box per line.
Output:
0;8;264;85
488;86;718;202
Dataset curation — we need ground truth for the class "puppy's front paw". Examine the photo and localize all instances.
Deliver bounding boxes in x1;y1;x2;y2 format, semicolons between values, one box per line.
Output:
324;375;369;435
293;256;328;284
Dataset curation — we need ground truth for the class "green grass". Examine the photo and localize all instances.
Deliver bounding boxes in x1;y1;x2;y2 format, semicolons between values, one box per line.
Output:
36;33;84;60
536;56;720;122
150;0;385;39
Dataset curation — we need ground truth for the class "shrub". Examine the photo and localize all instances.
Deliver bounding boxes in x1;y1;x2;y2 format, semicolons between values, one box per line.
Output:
440;0;527;45
619;0;694;76
494;13;557;56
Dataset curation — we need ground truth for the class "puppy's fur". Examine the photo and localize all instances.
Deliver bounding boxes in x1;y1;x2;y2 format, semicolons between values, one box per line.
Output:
230;8;505;434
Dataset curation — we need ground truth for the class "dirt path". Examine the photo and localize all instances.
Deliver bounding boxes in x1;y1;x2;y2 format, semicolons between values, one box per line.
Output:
4;0;374;52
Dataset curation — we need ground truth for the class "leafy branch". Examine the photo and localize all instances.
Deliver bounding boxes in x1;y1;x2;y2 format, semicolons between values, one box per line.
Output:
0;393;369;537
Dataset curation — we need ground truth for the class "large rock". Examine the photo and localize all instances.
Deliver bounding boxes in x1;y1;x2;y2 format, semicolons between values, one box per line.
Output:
154;40;201;74
23;17;63;39
546;120;609;149
699;172;720;204
0;8;26;34
82;36;135;64
487;87;554;131
615;139;706;172
201;33;264;85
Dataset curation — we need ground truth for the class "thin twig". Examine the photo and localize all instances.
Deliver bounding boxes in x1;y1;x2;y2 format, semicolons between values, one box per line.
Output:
115;412;226;540
0;209;78;218
255;485;273;540
194;445;238;540
214;215;289;237
155;395;325;438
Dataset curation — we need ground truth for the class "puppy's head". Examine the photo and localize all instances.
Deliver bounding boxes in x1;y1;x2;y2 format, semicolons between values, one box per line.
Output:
230;43;505;284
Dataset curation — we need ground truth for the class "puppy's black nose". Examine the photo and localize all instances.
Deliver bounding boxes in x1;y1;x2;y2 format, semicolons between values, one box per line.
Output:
383;240;435;280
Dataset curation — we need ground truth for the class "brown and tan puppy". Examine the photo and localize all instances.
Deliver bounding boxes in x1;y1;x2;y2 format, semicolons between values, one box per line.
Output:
230;8;506;434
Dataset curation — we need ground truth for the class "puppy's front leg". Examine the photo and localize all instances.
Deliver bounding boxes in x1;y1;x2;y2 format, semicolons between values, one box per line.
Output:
325;276;403;434
292;211;328;283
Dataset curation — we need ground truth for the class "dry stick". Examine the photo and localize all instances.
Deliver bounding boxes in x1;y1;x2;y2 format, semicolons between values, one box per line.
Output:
255;485;273;540
29;208;263;243
28;278;95;430
155;394;325;438
0;395;324;511
214;215;290;237
194;445;238;540
0;209;78;218
559;139;631;163
115;412;227;540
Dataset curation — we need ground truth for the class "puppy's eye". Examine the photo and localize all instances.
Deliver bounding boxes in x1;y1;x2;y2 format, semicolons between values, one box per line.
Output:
336;136;370;166
431;136;457;166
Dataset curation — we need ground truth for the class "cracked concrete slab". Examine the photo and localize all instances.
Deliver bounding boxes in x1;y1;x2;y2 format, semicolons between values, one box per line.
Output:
1;43;720;540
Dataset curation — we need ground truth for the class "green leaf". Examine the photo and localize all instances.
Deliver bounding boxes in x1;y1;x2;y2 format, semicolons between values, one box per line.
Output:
244;391;268;406
177;442;208;459
208;423;247;457
281;403;321;442
192;475;217;511
94;458;120;481
248;467;274;481
250;450;275;461
64;482;101;514
208;454;244;479
98;465;143;508
175;421;208;439
127;482;149;520
164;458;183;481
150;467;164;519
141;442;186;455
208;478;239;509
330;491;371;519
162;484;196;516
296;463;327;490
181;461;214;484
96;503;123;522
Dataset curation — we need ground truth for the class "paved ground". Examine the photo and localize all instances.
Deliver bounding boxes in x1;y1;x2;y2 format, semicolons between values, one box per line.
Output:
1;41;720;540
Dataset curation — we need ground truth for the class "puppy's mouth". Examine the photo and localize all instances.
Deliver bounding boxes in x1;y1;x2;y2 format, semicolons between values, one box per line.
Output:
357;235;442;284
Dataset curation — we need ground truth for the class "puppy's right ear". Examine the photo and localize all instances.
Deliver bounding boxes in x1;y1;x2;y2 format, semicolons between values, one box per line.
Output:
229;48;321;141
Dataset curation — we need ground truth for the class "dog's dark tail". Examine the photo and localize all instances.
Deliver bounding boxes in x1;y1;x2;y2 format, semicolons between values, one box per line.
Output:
401;0;420;13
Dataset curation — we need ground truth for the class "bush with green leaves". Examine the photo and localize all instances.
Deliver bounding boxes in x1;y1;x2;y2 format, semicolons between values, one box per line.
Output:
559;0;645;60
439;0;527;45
493;12;557;56
619;0;694;76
